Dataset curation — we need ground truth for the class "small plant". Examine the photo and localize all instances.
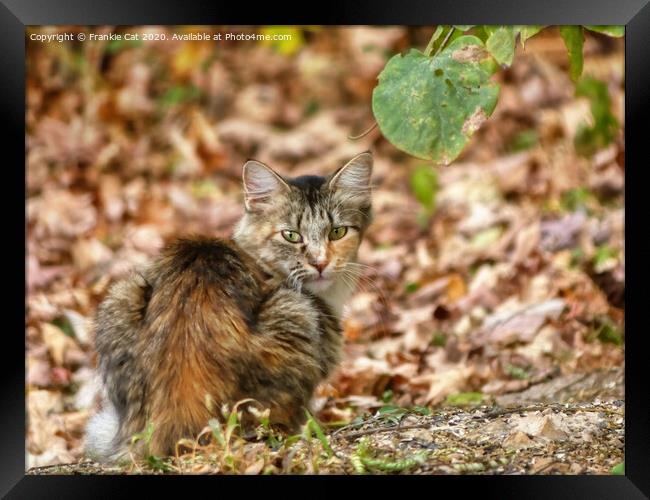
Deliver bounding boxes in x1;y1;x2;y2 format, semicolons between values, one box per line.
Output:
574;76;620;156
505;363;531;380
304;409;335;458
431;331;447;347
508;129;539;152
611;461;625;475
593;244;619;271
560;187;593;212
352;437;428;474
445;391;485;406
410;164;439;226
596;318;623;346
159;84;202;108
129;422;172;472
381;389;394;403
375;405;409;425
105;38;143;54
570;247;585;268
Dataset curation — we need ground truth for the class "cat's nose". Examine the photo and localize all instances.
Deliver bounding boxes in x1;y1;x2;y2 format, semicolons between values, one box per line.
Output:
309;260;329;275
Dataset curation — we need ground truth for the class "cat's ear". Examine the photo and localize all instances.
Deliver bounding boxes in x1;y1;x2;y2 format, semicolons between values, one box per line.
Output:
328;152;373;204
242;160;290;212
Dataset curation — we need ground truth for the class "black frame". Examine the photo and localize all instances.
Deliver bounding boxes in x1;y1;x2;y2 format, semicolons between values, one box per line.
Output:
6;0;649;497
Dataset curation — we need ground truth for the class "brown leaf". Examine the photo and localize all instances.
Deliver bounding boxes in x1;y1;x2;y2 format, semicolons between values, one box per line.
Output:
474;299;566;346
503;430;535;449
40;323;81;367
244;458;266;475
71;238;113;272
510;413;569;441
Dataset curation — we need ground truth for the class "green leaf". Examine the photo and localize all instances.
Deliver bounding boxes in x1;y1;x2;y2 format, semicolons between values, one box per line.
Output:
505;363;530;380
143;422;155;443
584;25;624;37
373;37;499;164
412;405;431;416
51;317;75;338
486;26;516;66
360;452;428;472
160;85;201;107
559;26;584;82
105;38;143;54
146;454;171;472
519;25;545;47
508;129;539;151
425;26;466;57
574;77;619;156
376;406;407;425
226;409;240;430
470;226;503;249
259;26;305;55
560;187;592;211
445;392;485;406
431;331;447;347
594;244;618;268
454;25;475;32
483;26;499;37
377;405;405;416
305;410;335;457
570;247;585;267
410;165;439;212
284;434;302;448
381;390;394;403
611;461;625;475
597;321;623;346
208;418;226;448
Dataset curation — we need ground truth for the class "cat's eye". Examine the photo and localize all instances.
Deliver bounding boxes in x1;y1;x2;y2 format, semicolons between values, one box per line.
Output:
329;226;348;241
281;230;303;243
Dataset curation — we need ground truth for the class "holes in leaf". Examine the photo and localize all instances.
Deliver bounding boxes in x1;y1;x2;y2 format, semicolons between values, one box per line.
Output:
434;69;444;77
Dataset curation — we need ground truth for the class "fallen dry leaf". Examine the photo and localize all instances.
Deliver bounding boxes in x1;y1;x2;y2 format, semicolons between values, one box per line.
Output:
40;323;83;367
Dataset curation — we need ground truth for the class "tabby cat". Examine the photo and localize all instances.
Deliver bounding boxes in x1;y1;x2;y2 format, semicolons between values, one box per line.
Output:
85;152;373;461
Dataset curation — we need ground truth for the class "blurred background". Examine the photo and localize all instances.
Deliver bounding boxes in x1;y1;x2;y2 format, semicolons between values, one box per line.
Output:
26;26;624;469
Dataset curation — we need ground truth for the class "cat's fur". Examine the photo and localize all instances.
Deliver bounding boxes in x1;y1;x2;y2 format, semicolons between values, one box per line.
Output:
85;152;373;461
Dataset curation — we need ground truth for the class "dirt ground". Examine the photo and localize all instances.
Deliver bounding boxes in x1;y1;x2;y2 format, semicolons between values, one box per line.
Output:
27;367;623;475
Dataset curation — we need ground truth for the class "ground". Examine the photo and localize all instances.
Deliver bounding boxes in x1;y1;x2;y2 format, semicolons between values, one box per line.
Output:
27;368;623;475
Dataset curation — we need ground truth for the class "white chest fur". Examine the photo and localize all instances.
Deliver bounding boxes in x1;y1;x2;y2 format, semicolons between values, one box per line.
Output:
316;275;356;319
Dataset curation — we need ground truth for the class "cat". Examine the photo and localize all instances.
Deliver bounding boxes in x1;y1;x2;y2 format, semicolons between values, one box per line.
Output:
84;152;373;461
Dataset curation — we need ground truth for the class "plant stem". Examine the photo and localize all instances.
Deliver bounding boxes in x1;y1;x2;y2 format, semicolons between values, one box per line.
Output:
424;25;444;56
433;27;455;57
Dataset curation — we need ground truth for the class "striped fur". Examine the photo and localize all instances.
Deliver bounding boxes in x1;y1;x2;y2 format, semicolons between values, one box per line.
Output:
85;153;373;461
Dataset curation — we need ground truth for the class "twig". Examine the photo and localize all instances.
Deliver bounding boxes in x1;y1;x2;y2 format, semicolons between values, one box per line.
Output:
338;423;431;440
330;410;396;437
27;461;91;473
485;402;623;419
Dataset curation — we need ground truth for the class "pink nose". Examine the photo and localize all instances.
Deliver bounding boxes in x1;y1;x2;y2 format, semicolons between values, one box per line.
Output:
310;261;328;274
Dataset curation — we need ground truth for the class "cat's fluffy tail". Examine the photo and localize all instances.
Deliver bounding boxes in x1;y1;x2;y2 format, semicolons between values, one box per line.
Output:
84;398;127;462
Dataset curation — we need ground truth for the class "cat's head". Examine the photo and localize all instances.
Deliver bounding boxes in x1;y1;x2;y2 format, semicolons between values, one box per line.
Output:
233;152;373;296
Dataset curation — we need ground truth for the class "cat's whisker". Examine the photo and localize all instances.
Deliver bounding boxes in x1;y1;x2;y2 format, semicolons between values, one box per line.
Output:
345;262;375;270
340;268;392;327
